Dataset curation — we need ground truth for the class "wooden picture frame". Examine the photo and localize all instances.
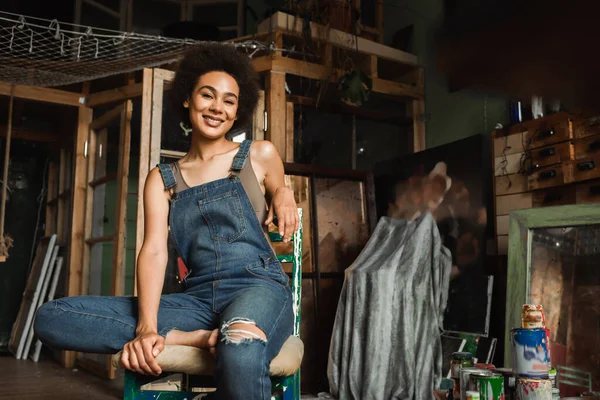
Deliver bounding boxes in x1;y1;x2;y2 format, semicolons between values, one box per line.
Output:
504;203;600;366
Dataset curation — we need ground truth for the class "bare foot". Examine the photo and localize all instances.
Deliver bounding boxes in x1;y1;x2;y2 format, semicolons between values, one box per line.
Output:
165;328;219;353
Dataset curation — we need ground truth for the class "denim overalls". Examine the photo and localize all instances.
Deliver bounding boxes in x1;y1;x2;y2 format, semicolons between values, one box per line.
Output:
35;140;294;399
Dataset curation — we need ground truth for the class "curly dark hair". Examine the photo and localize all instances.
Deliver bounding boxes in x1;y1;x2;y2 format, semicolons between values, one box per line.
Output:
169;43;260;129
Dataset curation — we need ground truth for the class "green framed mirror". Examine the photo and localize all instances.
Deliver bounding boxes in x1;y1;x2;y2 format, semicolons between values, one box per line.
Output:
505;204;600;385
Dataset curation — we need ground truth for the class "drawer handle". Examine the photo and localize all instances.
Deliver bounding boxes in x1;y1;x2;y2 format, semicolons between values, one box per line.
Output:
539;147;556;158
539;170;557;180
538;128;556;139
589;139;600;151
590;185;600;195
577;160;596;171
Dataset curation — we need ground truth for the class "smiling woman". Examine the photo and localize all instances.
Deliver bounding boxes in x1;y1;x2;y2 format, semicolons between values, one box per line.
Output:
34;43;300;400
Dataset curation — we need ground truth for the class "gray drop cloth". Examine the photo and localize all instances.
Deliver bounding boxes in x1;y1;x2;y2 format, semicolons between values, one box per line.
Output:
327;214;452;400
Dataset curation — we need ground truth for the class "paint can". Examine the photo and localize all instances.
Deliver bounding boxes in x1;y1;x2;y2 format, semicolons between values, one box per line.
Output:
544;328;552;368
522;304;545;329
494;368;516;400
547;369;556;388
466;391;481;400
511;328;550;377
516;378;552;400
460;368;489;400
468;372;491;392
452;352;474;378
472;373;504;400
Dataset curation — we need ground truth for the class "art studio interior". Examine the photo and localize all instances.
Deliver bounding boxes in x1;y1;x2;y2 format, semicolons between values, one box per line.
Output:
0;0;599;399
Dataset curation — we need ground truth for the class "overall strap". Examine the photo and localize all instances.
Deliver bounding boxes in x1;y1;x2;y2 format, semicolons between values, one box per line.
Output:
230;139;253;175
157;163;178;191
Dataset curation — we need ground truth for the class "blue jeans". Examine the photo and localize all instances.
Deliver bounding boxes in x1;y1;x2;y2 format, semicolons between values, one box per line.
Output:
34;263;293;399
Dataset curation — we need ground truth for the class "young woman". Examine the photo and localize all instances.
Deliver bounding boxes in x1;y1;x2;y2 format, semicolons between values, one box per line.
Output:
34;43;299;399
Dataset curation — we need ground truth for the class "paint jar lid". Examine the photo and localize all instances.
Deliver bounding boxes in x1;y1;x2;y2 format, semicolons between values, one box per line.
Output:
522;304;544;311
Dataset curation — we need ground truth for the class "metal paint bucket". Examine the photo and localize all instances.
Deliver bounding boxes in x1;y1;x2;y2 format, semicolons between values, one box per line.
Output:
516;378;552;400
522;304;545;329
460;368;489;400
511;328;550;377
472;373;505;400
452;352;474;378
468;372;491;392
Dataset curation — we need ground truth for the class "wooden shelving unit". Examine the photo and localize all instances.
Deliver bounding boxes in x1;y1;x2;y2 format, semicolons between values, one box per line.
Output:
492;112;600;254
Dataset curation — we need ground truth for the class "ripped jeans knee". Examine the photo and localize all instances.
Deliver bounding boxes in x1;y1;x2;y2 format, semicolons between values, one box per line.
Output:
220;317;267;345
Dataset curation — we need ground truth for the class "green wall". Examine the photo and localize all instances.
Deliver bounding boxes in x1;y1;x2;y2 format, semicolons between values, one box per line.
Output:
382;0;509;148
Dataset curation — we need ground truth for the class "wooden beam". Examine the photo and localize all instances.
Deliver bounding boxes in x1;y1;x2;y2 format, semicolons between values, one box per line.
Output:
88;172;117;188
0;82;82;107
258;13;418;66
409;99;426;152
57;149;68;243
111;100;132;297
135;69;154;296
252;90;265;141
154;68;175;82
85;235;115;245
45;162;58;235
89;103;125;131
80;126;98;296
266;72;286;157
67;106;91;298
0;126;61;143
371;77;423;98
270;56;424;99
272;56;336;82
285;102;294;163
62;103;91;369
86;83;143;107
150;70;166;167
250;56;273;73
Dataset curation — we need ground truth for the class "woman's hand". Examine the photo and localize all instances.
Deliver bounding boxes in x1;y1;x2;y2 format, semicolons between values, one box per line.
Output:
265;187;299;243
121;330;164;376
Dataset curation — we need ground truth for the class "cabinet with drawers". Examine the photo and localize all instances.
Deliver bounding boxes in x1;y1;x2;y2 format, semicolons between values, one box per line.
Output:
492;112;600;254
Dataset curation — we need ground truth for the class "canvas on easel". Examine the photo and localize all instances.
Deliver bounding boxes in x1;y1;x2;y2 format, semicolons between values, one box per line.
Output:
8;234;57;359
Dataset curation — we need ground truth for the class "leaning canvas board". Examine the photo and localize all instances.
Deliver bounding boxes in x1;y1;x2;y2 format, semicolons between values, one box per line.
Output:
22;245;59;359
31;256;63;362
8;234;57;359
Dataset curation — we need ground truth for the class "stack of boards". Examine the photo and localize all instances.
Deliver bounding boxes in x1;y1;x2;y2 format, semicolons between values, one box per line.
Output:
8;234;63;362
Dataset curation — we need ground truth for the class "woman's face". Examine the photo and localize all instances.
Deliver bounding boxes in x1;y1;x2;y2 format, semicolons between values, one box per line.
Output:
184;71;239;139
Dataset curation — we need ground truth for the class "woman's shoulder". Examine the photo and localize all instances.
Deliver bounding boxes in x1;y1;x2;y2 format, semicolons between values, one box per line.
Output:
249;140;280;162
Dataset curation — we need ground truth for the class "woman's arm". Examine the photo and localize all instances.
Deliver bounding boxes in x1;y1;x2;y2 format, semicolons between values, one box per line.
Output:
121;167;170;376
252;141;299;242
136;167;170;333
